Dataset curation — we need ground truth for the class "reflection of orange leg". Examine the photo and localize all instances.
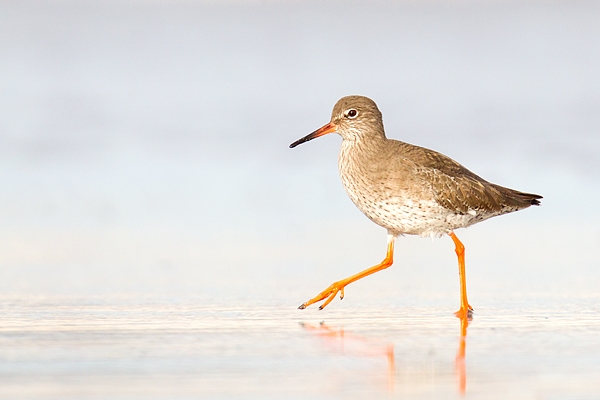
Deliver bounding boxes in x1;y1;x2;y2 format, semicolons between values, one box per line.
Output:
455;315;468;395
387;344;395;393
300;322;396;393
299;322;344;339
299;235;396;310
449;232;473;318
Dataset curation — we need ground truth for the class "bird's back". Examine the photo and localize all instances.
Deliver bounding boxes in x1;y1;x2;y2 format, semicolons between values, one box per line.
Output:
339;137;541;236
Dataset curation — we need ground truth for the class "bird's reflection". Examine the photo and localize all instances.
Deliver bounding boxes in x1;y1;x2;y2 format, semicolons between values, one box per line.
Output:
300;321;396;392
456;314;470;395
301;314;470;395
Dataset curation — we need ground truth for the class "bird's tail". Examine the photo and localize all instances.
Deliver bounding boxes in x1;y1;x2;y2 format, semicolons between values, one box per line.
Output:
503;188;542;207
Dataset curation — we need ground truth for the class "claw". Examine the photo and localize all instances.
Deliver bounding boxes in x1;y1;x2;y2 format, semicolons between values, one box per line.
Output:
340;287;345;300
298;304;306;310
318;289;339;310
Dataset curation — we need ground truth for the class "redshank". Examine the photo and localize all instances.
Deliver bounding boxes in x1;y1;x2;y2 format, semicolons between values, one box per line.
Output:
289;95;541;318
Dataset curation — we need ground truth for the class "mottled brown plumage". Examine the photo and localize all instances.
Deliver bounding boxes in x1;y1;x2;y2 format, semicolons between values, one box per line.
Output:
289;95;542;317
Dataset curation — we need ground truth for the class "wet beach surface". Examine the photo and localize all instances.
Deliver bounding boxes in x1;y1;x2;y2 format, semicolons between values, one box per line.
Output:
0;294;598;399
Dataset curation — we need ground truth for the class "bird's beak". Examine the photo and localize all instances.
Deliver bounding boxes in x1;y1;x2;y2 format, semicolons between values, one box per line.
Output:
289;122;337;148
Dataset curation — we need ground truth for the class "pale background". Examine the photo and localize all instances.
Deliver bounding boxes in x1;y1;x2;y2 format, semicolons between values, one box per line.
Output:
1;2;600;399
1;1;599;304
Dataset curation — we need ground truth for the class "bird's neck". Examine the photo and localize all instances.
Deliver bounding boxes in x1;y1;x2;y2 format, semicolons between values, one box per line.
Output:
338;134;389;177
340;133;387;156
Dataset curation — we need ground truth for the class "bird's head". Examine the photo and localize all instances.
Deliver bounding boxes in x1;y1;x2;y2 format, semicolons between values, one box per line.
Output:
289;95;385;148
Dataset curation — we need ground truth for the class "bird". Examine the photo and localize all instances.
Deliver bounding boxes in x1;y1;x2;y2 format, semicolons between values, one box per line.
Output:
289;95;542;318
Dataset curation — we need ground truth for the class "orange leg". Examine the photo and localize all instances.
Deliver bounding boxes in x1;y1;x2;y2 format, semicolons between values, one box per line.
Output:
299;235;396;310
449;232;473;318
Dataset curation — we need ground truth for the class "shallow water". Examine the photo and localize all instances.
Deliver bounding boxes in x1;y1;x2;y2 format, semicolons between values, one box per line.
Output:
0;295;598;399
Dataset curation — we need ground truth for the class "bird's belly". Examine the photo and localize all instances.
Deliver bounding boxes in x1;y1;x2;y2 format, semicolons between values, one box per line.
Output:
345;190;479;237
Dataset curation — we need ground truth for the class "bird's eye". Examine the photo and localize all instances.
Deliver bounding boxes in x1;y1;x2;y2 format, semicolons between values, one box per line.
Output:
346;109;358;119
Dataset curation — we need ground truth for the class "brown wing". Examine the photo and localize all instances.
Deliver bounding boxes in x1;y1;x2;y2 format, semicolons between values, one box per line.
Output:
426;169;514;213
391;140;542;214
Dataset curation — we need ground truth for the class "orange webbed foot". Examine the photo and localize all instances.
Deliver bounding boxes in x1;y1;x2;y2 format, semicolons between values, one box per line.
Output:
298;236;395;310
298;281;347;310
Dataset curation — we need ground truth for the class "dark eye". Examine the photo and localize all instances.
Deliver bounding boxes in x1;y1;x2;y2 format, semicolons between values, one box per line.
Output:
346;109;358;119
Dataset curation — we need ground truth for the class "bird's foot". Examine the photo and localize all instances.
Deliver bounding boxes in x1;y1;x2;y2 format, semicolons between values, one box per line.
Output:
298;281;346;310
454;304;474;320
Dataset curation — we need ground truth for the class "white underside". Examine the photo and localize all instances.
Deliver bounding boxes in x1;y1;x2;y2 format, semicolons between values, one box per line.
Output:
343;186;504;237
363;198;487;237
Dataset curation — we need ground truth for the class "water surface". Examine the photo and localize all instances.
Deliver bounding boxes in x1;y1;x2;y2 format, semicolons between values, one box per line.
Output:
0;295;598;399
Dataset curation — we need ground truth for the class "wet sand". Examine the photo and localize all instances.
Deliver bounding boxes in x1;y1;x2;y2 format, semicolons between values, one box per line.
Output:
0;295;598;399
